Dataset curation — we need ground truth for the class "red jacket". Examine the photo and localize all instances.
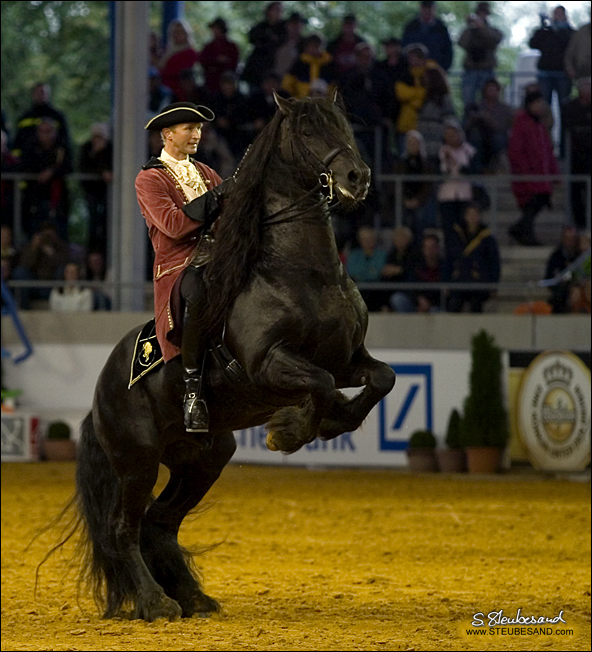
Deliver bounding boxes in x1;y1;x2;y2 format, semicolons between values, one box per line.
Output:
135;159;222;361
508;109;559;207
199;37;240;94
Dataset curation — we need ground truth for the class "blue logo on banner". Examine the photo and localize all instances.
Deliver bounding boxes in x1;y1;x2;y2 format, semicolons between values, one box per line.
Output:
379;364;433;451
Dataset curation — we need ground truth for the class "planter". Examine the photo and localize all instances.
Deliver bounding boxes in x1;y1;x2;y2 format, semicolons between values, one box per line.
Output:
43;439;77;461
406;448;439;473
465;447;502;474
437;448;467;473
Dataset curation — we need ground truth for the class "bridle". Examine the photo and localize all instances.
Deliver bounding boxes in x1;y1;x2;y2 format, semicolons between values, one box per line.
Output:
233;116;354;227
266;121;353;226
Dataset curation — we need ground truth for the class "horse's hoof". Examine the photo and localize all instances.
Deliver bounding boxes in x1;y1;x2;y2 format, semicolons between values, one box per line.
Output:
179;591;220;618
134;594;183;622
266;432;279;451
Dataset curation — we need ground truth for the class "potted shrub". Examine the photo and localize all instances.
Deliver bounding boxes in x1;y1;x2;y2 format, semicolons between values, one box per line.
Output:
406;429;439;472
43;420;76;461
437;408;467;473
460;330;509;473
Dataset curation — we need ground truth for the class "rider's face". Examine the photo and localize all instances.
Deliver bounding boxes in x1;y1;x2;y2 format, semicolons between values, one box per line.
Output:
164;122;202;158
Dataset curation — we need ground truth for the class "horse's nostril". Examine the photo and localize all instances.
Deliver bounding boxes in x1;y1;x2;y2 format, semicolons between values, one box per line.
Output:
348;170;360;185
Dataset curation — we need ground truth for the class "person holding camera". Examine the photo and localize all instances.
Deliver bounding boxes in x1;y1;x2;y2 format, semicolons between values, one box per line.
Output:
458;2;503;108
528;5;575;153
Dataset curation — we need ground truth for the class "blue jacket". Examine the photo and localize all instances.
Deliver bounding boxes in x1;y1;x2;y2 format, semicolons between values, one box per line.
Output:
445;222;500;284
402;18;453;71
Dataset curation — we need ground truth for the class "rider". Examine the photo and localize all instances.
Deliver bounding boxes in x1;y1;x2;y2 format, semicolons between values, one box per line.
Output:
135;101;233;434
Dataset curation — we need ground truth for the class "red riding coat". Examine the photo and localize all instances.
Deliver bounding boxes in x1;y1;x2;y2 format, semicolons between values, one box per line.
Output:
135;158;222;362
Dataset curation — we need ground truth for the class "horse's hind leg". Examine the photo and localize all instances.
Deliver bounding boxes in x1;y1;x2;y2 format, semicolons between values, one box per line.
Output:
112;450;184;621
318;346;396;440
142;430;236;617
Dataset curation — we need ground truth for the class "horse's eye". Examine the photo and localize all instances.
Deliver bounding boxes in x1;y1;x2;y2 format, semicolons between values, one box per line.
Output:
302;130;313;139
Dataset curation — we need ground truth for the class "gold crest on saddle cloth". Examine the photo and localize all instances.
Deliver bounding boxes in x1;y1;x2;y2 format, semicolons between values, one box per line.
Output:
129;320;164;388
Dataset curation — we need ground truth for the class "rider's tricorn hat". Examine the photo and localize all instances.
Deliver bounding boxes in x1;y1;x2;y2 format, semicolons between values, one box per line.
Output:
144;102;215;131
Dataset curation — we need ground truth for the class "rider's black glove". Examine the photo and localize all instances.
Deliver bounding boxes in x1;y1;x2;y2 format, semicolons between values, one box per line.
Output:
182;177;236;229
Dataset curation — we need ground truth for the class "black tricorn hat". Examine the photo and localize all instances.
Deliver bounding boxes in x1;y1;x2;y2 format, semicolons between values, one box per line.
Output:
144;102;215;130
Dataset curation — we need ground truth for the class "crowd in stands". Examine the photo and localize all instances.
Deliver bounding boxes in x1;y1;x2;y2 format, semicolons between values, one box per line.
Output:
1;0;590;315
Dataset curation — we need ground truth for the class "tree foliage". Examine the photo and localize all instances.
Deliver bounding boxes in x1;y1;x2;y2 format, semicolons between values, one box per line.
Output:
1;0;110;145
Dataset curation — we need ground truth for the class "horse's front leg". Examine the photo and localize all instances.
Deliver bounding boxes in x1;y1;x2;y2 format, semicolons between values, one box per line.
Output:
318;346;396;441
255;346;338;454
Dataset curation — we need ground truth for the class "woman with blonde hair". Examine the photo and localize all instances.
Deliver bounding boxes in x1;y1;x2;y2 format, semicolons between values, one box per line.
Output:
158;18;200;100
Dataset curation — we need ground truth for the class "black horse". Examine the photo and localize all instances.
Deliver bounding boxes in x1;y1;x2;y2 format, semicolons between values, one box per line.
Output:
73;92;396;622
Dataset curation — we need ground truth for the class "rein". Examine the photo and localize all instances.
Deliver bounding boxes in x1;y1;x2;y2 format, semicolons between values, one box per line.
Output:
260;143;352;227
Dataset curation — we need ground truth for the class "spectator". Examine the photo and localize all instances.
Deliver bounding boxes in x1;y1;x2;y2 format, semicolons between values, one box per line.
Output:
339;43;384;161
13;82;71;156
246;72;290;136
19;118;73;241
173;68;213;106
568;231;591;313
210;71;251;159
382;226;421;312
193;121;236;180
242;2;287;93
78;123;113;257
416;66;456;166
281;34;337;99
464;77;515;173
1;224;19;280
458;2;503;108
147;67;174;120
11;221;69;309
327;14;367;84
393;130;436;238
199;18;240;96
1;129;19;228
445;203;500;313
274;12;307;79
437;119;477;255
529;6;575;154
401;1;453;72
86;250;112;311
49;261;93;313
564;10;591;81
158;18;200;100
149;30;164;69
562;77;591;229
522;81;555;133
402;232;444;312
346;226;389;311
394;44;436;152
373;38;408;131
507;90;560;246
544;224;581;313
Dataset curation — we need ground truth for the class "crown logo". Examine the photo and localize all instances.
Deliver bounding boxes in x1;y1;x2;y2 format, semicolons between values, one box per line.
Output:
543;360;573;386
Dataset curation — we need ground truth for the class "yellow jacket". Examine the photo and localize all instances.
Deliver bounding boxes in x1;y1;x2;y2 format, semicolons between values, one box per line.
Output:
394;61;440;133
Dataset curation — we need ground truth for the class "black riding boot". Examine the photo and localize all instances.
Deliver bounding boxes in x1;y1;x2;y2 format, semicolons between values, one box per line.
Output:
181;271;209;433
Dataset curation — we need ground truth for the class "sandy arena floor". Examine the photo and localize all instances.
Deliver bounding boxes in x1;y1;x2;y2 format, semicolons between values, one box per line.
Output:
1;461;590;651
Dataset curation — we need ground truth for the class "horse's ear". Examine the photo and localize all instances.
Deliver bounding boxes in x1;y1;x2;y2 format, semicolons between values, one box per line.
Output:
273;91;292;116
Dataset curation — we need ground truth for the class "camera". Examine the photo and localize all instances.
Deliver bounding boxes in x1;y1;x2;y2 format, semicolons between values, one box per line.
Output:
540;13;551;28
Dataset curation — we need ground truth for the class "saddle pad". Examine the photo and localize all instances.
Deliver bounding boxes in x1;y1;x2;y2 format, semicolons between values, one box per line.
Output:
128;319;164;388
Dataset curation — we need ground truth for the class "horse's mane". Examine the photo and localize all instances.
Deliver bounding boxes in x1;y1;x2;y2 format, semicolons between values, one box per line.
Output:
199;96;357;338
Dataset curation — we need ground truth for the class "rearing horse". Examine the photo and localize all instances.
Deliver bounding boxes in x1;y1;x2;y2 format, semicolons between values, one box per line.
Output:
73;92;396;622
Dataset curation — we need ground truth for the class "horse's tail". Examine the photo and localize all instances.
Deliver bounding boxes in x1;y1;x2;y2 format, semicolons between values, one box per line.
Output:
75;412;132;617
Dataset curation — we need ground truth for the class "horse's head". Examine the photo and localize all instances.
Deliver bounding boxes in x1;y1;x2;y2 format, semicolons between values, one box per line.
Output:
274;92;371;205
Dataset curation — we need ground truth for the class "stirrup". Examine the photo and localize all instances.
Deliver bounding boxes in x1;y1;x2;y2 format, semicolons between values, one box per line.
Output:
184;393;209;433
